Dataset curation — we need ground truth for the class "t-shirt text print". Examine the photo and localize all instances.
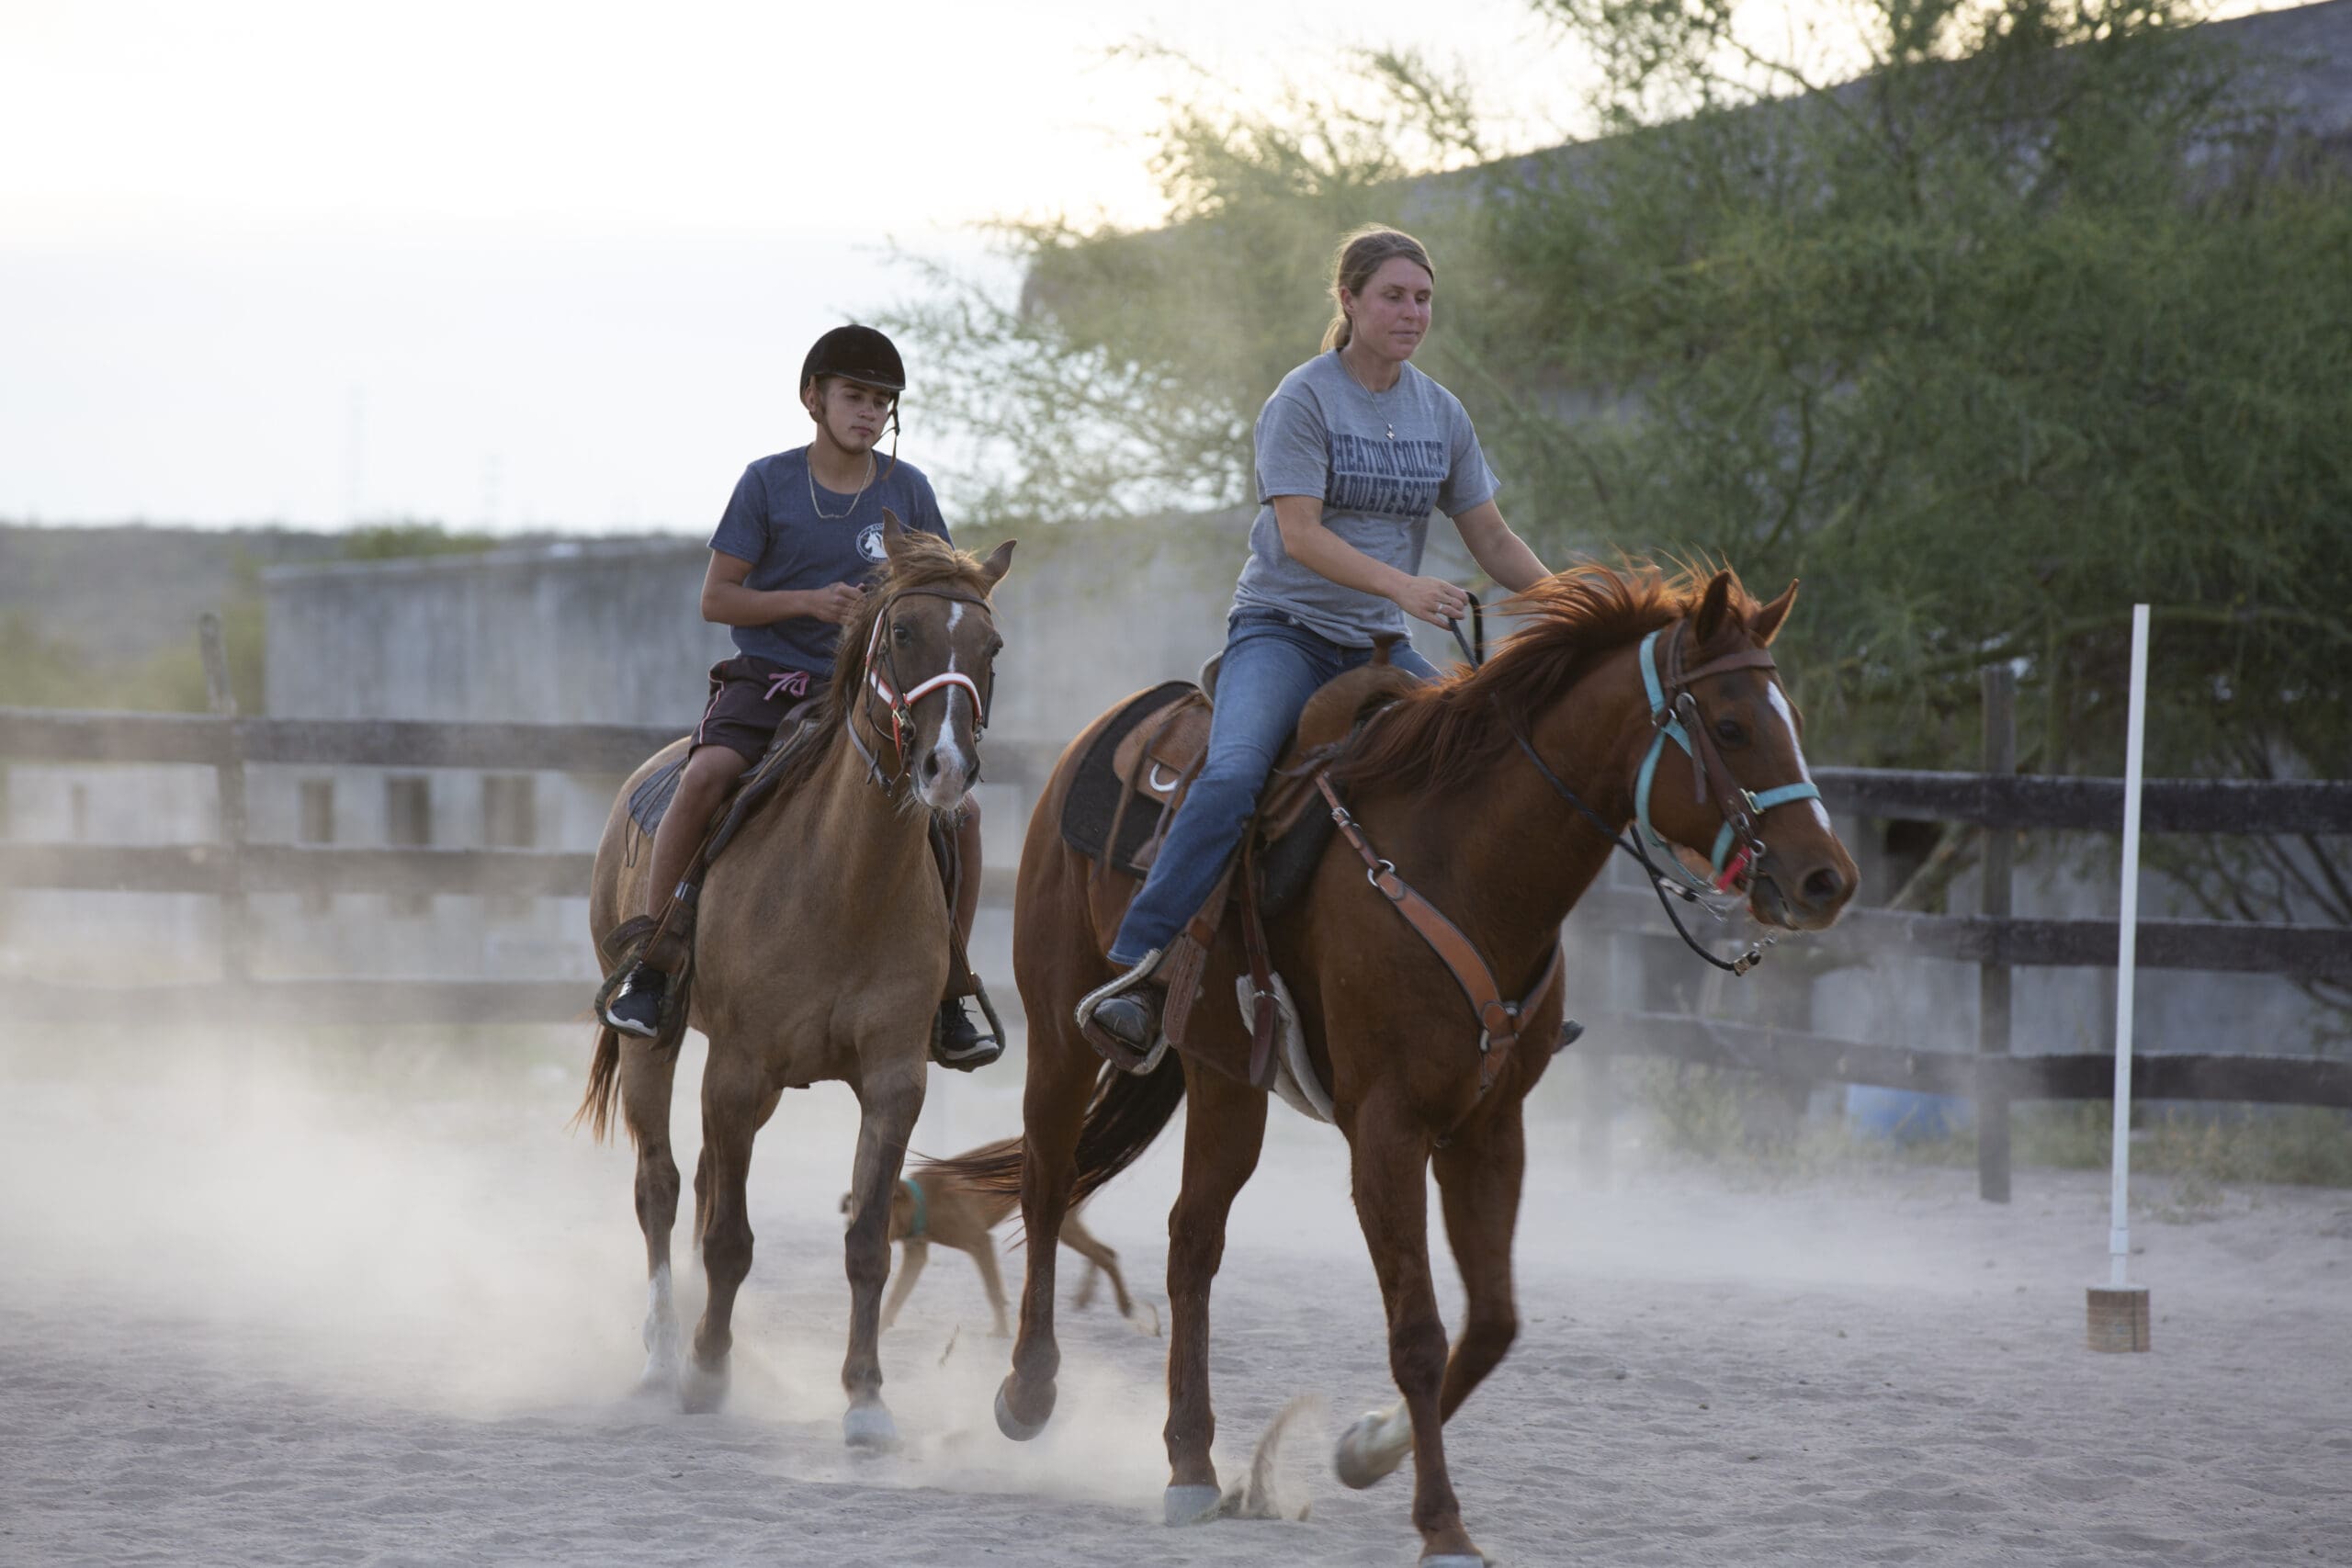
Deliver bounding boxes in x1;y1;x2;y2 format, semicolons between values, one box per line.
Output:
1328;434;1449;521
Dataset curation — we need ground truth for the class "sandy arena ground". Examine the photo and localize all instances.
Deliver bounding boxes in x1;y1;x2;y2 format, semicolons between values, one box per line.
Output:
3;1028;2347;1567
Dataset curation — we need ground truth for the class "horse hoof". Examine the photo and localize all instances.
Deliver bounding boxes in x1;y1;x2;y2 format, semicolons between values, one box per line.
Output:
1164;1483;1223;1526
1334;1404;1412;1490
843;1403;900;1450
994;1377;1053;1441
1420;1557;1490;1567
679;1360;729;1416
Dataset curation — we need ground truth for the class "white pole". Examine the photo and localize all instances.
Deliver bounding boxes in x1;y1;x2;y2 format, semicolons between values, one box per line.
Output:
2109;604;2151;1290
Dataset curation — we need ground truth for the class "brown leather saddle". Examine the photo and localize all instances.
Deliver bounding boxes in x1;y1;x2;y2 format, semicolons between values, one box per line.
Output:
1059;645;1420;1087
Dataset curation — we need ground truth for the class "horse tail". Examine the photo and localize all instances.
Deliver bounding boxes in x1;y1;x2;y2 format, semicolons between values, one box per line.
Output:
573;1022;624;1144
1068;1054;1186;1204
927;1054;1186;1209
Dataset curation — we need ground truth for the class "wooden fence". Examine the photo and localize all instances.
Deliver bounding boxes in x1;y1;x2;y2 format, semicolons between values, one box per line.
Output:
4;650;2346;1200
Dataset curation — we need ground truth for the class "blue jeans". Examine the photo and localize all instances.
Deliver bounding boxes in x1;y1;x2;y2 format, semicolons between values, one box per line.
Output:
1106;612;1439;966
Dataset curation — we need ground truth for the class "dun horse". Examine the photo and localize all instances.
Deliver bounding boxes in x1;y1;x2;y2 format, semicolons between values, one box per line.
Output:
578;516;1012;1446
948;564;1856;1562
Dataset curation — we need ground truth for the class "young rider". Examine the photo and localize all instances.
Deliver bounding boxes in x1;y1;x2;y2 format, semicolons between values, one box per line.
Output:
600;323;1001;1070
1079;226;1554;1061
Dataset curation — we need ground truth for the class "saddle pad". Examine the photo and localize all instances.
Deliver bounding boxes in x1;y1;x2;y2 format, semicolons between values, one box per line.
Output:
1060;681;1199;877
627;754;689;838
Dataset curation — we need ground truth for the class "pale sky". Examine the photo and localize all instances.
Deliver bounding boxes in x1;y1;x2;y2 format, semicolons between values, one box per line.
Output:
0;0;1576;533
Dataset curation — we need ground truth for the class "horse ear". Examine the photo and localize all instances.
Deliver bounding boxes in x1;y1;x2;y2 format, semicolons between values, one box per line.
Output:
978;537;1015;587
1693;569;1736;647
1751;579;1800;645
879;508;910;559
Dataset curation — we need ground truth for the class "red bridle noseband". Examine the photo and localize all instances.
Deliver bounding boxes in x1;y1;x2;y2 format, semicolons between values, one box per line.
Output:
854;587;998;789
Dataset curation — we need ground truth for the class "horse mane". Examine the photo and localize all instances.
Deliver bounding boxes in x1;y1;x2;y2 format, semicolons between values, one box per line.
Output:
1325;559;1756;800
761;528;1003;799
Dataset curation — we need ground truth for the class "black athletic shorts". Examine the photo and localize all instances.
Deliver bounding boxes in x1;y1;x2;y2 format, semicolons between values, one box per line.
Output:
694;654;821;764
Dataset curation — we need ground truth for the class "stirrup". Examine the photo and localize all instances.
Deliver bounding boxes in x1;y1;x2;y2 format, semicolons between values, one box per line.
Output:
1074;950;1170;1075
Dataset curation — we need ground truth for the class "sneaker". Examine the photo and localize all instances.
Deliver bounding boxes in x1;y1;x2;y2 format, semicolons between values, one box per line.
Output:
601;966;667;1038
932;998;1003;1072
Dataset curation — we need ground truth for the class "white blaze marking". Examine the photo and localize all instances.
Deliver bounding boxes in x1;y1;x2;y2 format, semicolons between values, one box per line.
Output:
933;602;972;789
1764;682;1835;831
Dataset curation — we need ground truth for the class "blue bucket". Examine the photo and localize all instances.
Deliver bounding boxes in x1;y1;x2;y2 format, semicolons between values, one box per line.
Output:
1845;1085;1969;1144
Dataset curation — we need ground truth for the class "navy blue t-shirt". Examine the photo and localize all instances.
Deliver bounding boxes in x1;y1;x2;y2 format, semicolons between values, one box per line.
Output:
707;447;952;676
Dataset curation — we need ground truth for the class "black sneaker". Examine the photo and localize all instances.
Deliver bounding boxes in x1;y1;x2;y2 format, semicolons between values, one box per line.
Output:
932;997;1002;1072
601;966;667;1039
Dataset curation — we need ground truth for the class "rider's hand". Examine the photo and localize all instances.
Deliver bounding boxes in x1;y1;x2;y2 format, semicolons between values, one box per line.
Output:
1391;575;1474;630
803;582;865;625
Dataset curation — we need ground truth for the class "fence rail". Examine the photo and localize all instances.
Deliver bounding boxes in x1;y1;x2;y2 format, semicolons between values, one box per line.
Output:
5;689;2347;1199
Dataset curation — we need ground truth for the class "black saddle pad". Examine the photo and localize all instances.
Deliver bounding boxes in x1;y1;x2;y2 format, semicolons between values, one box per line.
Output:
1059;680;1197;877
1057;681;1337;921
628;755;689;838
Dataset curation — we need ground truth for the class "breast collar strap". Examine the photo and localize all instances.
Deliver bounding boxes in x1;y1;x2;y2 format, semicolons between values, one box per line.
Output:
1313;770;1561;1101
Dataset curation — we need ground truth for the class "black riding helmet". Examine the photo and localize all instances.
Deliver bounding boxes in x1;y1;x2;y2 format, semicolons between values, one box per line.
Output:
800;324;906;396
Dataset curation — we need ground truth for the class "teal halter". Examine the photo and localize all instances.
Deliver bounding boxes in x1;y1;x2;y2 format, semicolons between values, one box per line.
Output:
1633;626;1823;897
899;1175;928;1241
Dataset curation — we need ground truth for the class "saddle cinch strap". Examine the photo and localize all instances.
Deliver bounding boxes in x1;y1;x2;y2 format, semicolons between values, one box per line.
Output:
1312;772;1561;1099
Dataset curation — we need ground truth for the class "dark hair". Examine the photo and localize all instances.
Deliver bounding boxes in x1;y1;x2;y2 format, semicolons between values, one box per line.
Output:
1322;226;1436;352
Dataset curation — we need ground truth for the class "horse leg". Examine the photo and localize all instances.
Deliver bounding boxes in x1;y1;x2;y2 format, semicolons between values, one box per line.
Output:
1163;1068;1268;1525
970;1234;1013;1338
996;1027;1097;1439
1434;1102;1525;1424
620;1038;685;1394
880;1239;927;1332
842;1056;926;1448
1063;1210;1154;1334
1335;1096;1483;1565
682;1052;763;1415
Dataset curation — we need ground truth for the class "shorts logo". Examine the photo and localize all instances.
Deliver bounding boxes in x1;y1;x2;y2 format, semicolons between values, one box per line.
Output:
855;523;888;563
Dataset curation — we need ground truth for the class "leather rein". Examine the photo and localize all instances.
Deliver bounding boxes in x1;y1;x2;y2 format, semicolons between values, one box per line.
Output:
1309;613;1823;1099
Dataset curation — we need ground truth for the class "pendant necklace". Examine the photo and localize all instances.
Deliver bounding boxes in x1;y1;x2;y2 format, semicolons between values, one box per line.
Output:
807;446;876;520
1340;347;1398;441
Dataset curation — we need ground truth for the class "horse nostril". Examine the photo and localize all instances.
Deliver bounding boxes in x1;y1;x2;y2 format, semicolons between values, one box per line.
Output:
1804;866;1847;906
922;753;940;781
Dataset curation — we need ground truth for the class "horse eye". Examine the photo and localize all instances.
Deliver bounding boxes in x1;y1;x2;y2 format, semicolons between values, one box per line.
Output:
892;623;911;645
1714;716;1746;746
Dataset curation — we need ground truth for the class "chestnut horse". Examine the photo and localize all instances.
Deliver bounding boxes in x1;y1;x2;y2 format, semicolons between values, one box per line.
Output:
950;564;1855;1562
577;516;1012;1446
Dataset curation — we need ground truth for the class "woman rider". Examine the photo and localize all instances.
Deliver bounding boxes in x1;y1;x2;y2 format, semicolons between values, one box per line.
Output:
1079;225;1555;1060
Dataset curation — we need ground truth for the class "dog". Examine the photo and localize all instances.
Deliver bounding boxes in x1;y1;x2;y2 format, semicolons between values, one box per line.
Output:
842;1157;1159;1338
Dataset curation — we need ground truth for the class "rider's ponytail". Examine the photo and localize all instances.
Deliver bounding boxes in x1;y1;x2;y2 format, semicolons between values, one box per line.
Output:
1321;225;1437;353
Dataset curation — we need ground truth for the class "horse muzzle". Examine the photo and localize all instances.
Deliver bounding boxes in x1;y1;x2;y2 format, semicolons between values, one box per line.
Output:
1748;852;1855;931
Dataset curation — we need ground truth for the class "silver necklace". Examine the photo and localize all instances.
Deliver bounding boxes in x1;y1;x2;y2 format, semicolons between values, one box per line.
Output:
1339;348;1398;441
807;446;876;520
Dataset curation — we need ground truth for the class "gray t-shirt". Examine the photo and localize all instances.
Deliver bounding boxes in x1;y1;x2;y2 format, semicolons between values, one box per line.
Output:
1230;351;1499;647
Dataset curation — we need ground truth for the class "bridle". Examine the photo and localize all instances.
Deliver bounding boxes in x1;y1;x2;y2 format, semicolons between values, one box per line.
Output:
846;585;999;793
1509;615;1822;974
